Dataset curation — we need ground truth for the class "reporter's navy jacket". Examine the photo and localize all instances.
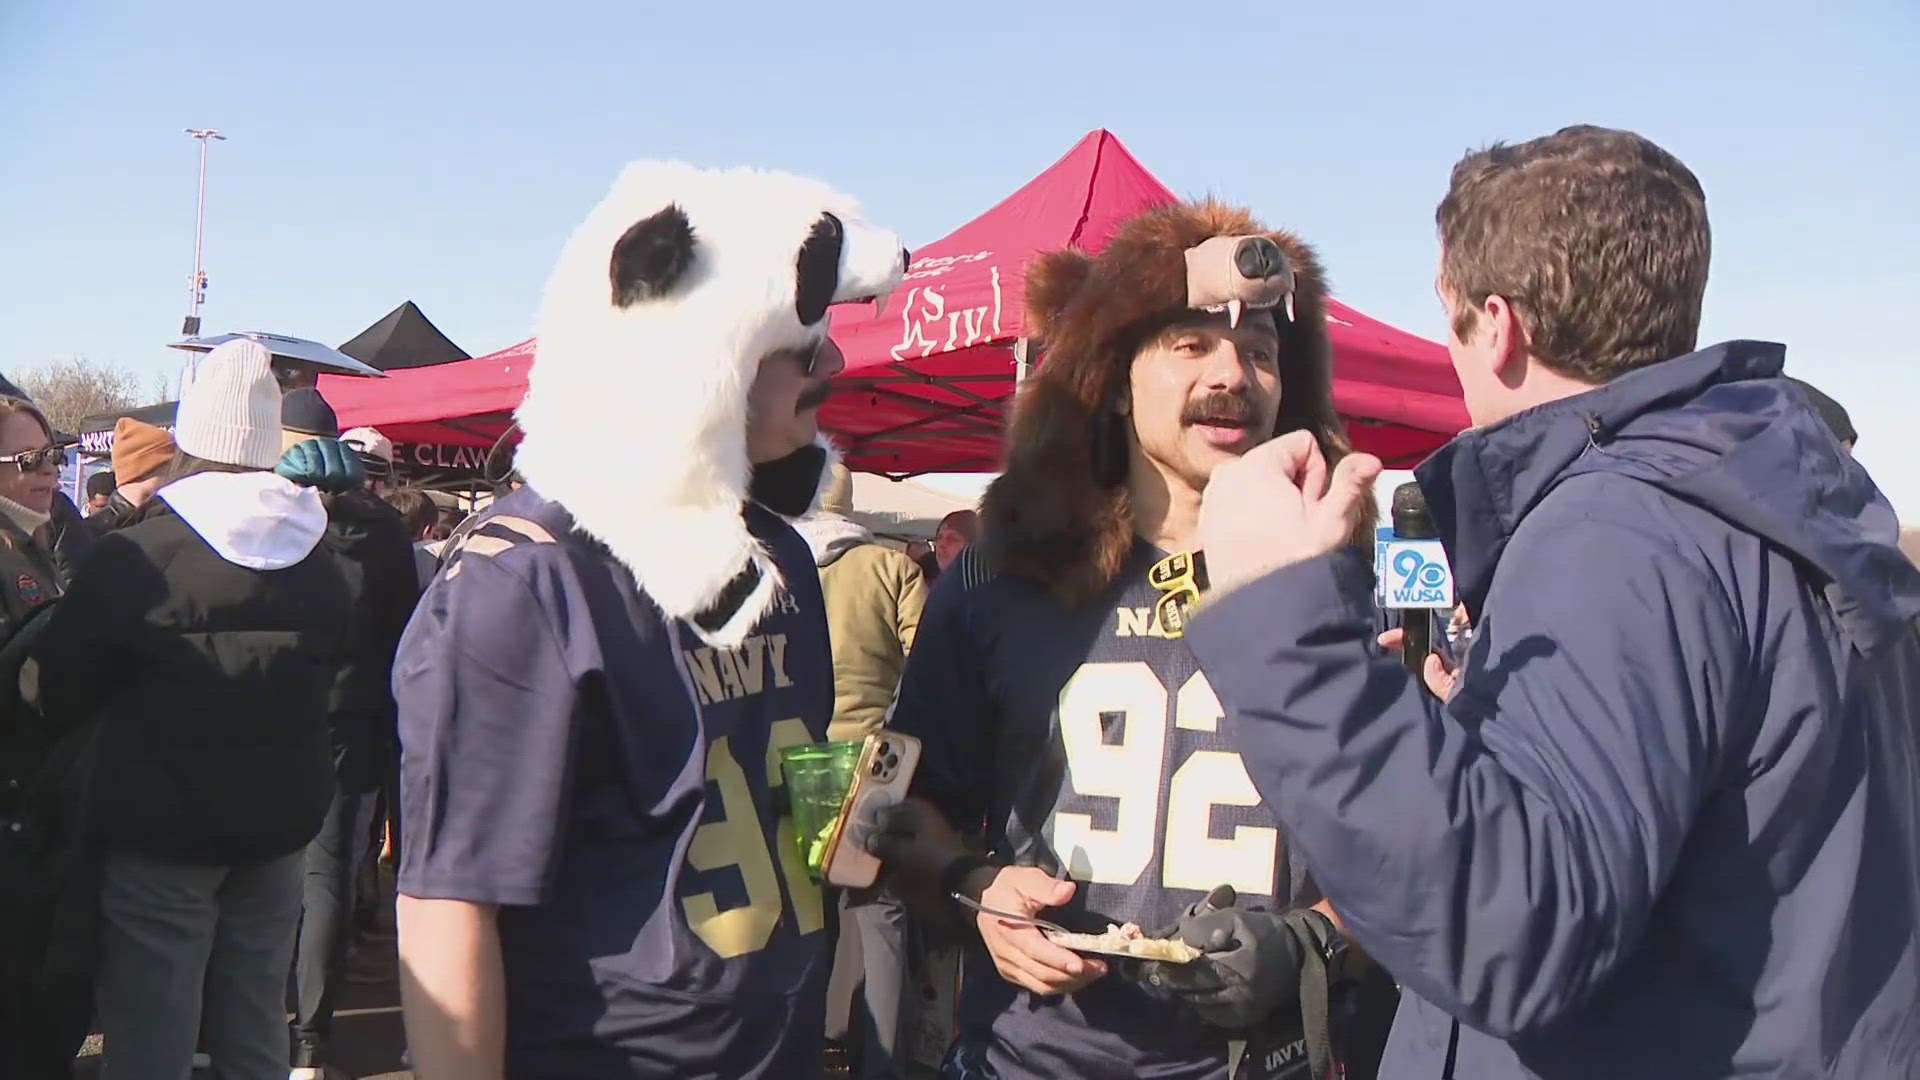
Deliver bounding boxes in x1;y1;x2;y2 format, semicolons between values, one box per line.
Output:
1188;342;1920;1078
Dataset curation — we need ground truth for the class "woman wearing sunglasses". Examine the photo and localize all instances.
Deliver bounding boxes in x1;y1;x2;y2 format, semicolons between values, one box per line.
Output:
0;395;66;635
0;392;89;1079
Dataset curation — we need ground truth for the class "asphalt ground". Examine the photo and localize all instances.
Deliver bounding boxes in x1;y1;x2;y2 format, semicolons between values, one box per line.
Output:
67;916;859;1078
71;923;413;1080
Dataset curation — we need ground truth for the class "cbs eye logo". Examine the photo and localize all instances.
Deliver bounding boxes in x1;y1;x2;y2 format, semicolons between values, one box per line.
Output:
1392;549;1448;592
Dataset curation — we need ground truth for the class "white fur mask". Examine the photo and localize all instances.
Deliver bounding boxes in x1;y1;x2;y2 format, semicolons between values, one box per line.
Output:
518;162;905;647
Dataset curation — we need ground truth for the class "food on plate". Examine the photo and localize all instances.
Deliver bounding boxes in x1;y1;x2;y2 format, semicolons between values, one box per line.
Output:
1044;921;1200;963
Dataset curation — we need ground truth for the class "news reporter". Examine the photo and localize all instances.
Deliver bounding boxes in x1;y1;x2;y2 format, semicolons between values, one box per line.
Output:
1188;126;1920;1078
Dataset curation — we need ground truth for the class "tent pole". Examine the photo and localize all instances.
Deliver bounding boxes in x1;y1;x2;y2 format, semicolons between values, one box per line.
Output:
1013;338;1031;383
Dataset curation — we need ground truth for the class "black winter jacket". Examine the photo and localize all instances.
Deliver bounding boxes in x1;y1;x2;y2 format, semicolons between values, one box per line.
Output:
322;489;421;793
28;485;353;865
80;490;141;539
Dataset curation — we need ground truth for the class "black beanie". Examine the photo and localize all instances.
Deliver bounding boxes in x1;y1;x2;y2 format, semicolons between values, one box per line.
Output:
280;387;340;438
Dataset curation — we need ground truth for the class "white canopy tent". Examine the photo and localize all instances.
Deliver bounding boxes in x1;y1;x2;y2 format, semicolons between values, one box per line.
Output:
848;473;974;541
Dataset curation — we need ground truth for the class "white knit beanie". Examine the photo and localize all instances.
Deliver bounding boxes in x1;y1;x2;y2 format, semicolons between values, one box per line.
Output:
174;339;283;469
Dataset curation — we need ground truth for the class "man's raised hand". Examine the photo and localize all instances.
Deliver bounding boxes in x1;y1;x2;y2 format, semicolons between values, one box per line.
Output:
1200;431;1382;598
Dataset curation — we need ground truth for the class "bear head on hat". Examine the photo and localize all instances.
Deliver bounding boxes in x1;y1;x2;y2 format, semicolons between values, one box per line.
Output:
980;198;1373;606
517;161;906;646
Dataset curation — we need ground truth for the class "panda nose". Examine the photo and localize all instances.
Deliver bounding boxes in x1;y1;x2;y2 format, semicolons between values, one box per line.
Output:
900;248;912;273
1234;237;1285;280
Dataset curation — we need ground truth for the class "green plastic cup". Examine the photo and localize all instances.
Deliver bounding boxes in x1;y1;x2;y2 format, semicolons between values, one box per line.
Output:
781;739;865;881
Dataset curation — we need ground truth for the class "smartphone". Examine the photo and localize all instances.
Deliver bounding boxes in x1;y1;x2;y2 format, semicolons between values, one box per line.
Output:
822;731;923;889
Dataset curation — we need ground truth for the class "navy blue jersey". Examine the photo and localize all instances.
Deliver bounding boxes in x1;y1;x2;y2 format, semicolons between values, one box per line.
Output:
891;540;1318;1080
395;488;833;1078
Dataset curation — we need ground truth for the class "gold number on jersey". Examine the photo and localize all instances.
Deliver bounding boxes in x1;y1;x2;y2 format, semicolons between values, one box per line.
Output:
684;735;784;958
1049;662;1279;897
682;721;825;958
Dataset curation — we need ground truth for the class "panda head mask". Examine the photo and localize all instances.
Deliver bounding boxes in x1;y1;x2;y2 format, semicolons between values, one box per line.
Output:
517;162;907;647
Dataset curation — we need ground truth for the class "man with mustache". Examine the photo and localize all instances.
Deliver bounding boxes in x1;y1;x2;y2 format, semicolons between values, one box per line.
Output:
873;202;1385;1079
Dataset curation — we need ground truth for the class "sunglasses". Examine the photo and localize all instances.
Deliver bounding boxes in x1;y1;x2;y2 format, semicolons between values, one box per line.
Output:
1;446;67;473
1148;550;1210;638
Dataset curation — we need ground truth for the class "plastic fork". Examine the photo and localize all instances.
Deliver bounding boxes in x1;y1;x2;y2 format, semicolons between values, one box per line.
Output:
949;891;1073;936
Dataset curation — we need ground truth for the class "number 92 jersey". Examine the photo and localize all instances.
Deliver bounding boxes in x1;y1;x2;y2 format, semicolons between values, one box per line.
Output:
890;541;1319;1079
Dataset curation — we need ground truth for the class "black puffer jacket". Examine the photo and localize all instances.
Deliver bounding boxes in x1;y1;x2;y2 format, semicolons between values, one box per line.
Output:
321;488;421;794
45;491;93;581
28;474;352;865
80;490;141;539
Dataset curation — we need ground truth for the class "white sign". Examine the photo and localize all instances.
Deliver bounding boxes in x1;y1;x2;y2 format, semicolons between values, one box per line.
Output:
1375;533;1455;609
887;267;1005;362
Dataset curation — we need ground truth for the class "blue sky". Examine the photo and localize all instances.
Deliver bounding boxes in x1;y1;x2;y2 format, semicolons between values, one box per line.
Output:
2;0;1914;516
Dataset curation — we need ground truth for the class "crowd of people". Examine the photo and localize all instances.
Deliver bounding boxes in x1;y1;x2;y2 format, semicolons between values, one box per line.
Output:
1;122;1916;1080
0;346;463;1080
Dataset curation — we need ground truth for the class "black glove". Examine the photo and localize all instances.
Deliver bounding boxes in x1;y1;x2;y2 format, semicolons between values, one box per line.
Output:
1139;899;1337;1032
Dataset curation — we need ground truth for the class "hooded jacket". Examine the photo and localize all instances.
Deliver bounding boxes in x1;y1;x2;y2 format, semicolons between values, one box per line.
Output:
1186;342;1920;1078
793;513;926;740
28;470;353;865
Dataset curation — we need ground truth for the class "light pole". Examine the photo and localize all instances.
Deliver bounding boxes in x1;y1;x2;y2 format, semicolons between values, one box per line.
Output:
182;128;226;336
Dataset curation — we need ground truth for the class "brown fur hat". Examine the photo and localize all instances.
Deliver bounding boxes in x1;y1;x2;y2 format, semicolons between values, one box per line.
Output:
980;199;1373;606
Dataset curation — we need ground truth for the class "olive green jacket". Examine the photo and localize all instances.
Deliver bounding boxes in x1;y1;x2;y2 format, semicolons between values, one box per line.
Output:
796;515;928;742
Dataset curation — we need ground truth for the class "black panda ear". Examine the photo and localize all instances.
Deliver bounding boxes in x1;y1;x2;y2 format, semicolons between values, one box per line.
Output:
610;204;697;308
794;211;845;326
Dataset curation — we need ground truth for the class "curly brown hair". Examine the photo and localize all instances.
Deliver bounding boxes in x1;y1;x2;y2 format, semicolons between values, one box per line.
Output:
1437;125;1710;381
981;200;1371;606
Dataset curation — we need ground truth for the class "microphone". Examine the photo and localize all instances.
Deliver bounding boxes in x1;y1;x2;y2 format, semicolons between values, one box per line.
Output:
1377;482;1454;681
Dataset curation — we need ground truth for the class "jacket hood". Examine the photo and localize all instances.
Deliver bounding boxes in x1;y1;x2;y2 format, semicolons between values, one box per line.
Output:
794;513;873;567
159;471;329;570
1417;340;1920;649
515;161;906;647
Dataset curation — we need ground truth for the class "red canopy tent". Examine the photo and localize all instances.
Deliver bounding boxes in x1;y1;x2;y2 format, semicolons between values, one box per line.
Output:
323;337;531;449
324;131;1467;474
824;129;1466;475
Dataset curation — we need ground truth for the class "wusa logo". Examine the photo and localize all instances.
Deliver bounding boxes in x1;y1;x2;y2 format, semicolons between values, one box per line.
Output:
1375;535;1455;609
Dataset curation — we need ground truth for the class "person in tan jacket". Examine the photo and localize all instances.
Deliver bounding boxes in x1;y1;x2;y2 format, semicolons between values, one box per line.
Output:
791;461;931;1079
794;462;929;742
